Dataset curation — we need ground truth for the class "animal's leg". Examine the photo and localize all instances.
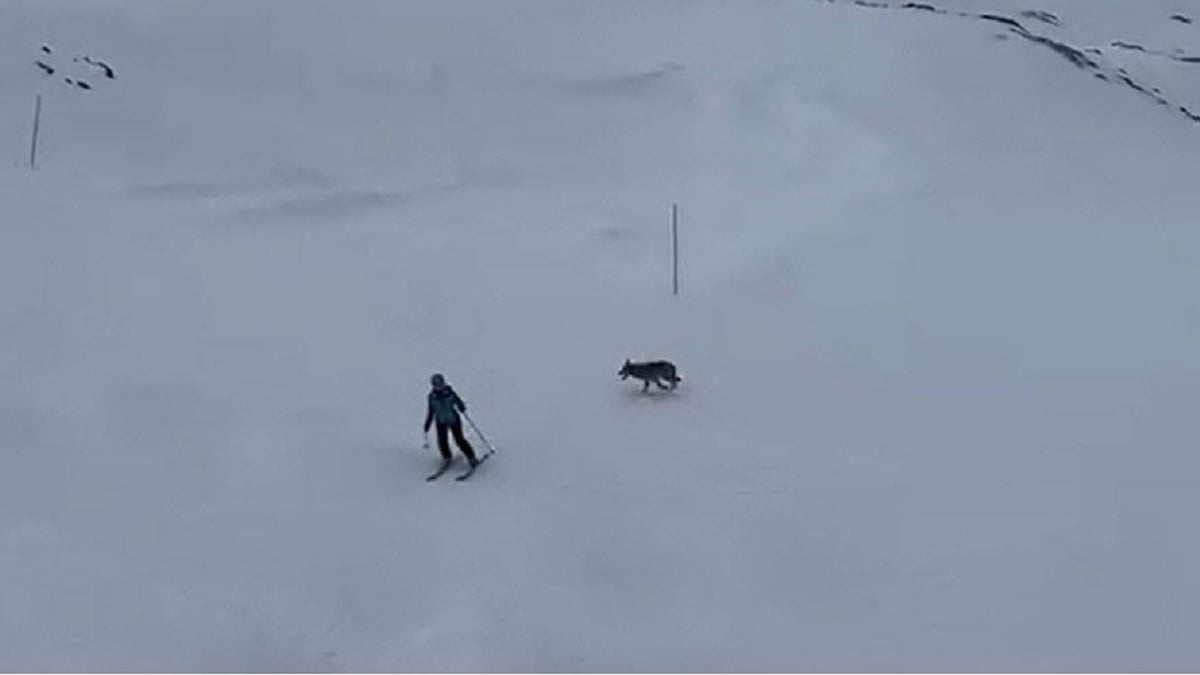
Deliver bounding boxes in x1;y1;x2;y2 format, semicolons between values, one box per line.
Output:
641;379;650;392
655;377;669;390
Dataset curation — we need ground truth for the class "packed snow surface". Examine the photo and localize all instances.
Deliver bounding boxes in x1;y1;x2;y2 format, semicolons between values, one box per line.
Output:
3;0;1200;670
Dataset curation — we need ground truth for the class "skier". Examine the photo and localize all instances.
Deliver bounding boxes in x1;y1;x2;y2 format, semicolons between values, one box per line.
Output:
422;373;479;471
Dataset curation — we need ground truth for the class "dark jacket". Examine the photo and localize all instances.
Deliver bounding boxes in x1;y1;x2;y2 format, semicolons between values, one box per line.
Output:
424;385;466;432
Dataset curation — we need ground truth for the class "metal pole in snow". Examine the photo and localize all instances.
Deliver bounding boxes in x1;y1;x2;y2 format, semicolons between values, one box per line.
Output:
671;202;679;296
30;94;42;170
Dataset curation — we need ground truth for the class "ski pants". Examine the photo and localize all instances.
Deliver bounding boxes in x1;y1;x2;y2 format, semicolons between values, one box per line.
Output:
436;420;476;462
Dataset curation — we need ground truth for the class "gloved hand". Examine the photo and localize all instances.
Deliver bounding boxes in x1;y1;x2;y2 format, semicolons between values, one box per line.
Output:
422;432;430;450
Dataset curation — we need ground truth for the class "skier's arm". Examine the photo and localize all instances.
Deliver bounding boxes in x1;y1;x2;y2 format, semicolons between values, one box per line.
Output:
453;391;467;413
423;397;434;433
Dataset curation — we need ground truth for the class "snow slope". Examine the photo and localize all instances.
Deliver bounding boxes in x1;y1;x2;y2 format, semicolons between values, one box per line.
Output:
3;0;1200;670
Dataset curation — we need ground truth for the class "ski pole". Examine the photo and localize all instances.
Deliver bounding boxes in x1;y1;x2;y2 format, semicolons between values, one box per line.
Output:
462;411;498;456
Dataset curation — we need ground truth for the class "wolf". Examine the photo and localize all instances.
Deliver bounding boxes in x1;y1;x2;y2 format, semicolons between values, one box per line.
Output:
619;359;681;392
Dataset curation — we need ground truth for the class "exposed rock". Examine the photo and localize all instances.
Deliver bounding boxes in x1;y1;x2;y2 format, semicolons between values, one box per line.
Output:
1020;10;1062;27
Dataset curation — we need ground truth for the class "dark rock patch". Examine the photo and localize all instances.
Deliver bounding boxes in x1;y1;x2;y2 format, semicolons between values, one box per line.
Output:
1112;40;1149;53
977;13;1025;31
1020;10;1062;27
1015;31;1099;69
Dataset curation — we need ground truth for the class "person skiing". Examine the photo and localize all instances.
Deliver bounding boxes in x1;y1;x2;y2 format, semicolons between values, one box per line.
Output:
422;373;479;470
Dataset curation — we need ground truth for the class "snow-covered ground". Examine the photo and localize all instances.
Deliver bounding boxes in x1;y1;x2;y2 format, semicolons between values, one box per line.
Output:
3;0;1200;670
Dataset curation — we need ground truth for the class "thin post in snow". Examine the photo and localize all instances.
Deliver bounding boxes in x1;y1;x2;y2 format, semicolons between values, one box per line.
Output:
29;93;42;170
671;202;679;296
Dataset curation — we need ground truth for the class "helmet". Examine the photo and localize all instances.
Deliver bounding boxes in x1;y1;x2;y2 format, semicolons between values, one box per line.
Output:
430;373;446;388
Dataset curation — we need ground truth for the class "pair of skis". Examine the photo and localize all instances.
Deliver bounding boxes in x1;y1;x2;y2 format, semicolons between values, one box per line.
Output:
425;451;492;482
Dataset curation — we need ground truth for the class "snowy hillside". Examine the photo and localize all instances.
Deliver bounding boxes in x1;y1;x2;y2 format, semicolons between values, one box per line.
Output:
3;0;1200;670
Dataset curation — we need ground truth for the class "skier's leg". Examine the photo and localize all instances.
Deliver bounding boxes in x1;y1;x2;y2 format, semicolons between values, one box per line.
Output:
435;423;452;460
451;421;478;463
